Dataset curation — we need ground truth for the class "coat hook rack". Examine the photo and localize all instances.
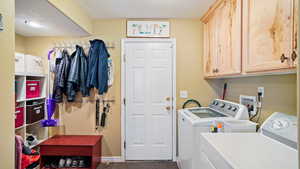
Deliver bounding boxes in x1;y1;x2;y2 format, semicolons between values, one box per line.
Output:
53;40;116;49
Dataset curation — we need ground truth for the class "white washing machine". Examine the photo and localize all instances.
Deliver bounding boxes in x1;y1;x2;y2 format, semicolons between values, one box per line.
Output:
178;99;251;169
199;112;298;169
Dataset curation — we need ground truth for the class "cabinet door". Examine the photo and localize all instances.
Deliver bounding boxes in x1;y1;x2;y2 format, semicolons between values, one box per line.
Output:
203;13;219;77
291;0;298;67
243;0;293;72
216;0;242;76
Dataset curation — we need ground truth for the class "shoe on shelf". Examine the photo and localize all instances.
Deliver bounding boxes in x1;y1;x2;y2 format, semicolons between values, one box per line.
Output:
71;159;79;168
65;157;72;168
58;157;66;168
78;159;87;168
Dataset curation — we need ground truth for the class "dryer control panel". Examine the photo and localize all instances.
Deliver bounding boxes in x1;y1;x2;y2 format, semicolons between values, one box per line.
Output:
261;112;297;149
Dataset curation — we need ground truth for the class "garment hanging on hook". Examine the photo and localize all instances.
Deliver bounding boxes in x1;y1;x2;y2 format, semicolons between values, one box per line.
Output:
52;49;71;103
86;39;110;95
67;45;89;102
107;57;114;87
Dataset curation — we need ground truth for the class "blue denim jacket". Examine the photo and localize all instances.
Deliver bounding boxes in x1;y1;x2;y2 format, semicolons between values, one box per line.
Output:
86;39;109;95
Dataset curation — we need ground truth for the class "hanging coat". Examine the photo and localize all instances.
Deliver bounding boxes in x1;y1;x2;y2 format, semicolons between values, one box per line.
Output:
86;39;110;95
52;50;71;103
67;45;89;102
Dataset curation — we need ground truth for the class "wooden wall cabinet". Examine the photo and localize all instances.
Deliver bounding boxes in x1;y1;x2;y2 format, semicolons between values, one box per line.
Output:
202;0;242;77
243;0;298;73
202;0;298;78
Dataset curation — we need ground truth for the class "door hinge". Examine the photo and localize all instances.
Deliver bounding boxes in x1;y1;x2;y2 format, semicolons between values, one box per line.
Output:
124;141;126;149
123;54;126;62
123;98;126;105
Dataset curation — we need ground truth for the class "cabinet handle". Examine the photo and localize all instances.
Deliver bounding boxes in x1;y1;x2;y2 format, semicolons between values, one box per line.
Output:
280;53;289;63
291;50;298;62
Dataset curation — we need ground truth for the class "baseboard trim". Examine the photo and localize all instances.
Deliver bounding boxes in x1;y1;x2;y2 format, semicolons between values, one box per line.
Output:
102;156;124;162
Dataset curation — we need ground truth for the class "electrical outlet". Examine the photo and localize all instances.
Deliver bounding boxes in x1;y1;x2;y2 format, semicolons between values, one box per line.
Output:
180;90;188;98
258;87;264;98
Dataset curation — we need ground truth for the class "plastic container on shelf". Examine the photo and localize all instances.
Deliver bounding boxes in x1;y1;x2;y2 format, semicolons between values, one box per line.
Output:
15;106;24;128
15;52;25;74
26;80;41;98
223;120;257;132
25;55;44;75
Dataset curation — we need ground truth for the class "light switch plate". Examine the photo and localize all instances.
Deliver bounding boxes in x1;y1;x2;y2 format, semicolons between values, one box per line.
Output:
0;14;3;31
180;90;188;98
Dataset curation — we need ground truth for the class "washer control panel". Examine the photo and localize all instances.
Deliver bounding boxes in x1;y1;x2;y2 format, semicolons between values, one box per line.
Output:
261;112;297;149
209;99;249;120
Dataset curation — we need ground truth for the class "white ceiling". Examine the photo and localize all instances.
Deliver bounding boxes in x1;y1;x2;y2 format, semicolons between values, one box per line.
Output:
15;0;89;37
15;0;215;36
74;0;215;19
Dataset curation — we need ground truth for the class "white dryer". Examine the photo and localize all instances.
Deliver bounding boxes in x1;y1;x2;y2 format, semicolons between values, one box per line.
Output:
178;99;251;169
199;112;298;169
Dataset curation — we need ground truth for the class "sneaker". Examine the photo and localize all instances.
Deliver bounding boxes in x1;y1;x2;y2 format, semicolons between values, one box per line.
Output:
71;159;78;167
58;158;66;168
65;158;72;168
78;159;86;168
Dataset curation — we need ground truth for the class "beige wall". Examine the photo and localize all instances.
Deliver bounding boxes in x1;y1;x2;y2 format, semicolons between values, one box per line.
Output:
15;34;26;53
19;19;297;157
224;74;297;124
21;19;220;156
0;0;15;168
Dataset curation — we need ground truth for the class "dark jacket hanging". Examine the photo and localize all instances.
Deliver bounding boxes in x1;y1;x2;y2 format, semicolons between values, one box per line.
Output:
86;39;110;95
52;50;71;103
67;45;89;102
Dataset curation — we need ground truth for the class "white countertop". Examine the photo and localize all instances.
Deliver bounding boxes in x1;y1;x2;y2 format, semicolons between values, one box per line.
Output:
201;133;298;169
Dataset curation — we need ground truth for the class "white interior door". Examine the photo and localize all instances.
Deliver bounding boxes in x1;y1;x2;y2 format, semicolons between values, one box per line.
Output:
125;40;174;160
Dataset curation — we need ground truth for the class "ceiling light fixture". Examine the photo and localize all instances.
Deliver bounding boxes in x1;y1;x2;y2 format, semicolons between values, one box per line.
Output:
24;20;43;28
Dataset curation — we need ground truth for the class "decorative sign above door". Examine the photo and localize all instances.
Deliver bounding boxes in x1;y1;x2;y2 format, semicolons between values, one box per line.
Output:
127;21;170;38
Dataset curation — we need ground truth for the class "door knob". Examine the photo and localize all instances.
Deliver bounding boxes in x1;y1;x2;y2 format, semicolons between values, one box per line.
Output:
166;97;171;101
291;50;298;62
280;53;289;63
166;106;171;111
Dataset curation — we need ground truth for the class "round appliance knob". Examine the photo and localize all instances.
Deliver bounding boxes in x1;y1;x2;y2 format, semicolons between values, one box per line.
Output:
228;106;232;110
232;107;237;111
220;103;225;108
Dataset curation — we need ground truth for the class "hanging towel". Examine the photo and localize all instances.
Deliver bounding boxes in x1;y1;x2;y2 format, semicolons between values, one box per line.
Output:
86;39;110;95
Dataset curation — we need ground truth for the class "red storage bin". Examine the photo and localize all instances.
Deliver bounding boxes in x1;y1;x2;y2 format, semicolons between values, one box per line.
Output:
26;80;40;98
15;107;24;128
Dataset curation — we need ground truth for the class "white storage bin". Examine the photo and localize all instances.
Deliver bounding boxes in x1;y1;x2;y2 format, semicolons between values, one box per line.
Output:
15;52;25;74
224;120;257;133
25;55;44;75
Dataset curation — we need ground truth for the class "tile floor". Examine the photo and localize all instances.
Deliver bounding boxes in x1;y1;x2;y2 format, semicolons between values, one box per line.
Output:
98;161;179;169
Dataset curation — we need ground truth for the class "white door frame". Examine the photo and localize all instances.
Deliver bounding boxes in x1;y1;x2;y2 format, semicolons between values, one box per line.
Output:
121;38;177;161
